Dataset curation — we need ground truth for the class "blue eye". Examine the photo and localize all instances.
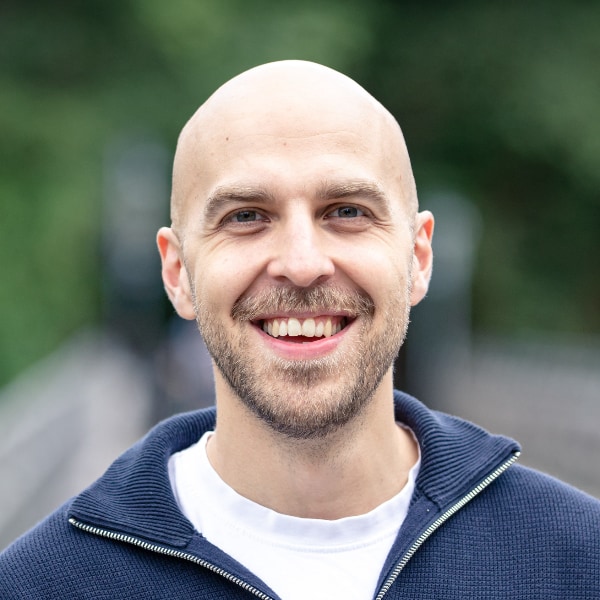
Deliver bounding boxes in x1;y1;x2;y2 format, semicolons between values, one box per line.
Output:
233;210;262;222
330;206;364;218
221;208;268;231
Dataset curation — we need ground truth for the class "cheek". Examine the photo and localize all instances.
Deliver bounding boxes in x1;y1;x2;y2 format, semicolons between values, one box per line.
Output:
193;254;261;313
340;242;411;300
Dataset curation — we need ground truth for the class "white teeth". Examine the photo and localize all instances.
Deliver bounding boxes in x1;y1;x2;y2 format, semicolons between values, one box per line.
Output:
302;318;316;337
279;320;288;336
315;321;324;337
262;316;345;338
287;318;302;336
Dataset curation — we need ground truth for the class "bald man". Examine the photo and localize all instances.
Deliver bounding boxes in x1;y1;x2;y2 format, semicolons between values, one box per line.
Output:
2;61;599;599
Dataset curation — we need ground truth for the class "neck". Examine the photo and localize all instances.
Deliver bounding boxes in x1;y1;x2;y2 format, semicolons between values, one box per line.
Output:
207;375;418;520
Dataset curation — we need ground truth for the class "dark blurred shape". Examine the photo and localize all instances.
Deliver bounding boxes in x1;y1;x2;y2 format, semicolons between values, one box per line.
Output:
102;136;169;355
154;318;216;421
398;192;481;407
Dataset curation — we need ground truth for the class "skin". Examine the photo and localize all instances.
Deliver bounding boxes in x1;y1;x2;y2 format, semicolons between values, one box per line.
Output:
157;60;434;519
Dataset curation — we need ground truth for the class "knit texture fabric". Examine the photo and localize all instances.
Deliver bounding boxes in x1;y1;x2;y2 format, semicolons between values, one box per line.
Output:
1;391;599;599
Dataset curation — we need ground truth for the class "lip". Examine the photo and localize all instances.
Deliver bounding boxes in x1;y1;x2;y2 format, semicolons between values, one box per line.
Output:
252;318;353;360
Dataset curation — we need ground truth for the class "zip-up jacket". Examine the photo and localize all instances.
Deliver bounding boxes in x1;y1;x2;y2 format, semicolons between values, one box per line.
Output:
1;391;599;598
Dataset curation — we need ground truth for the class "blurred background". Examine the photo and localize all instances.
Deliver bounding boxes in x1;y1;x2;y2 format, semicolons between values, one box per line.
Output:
1;0;598;549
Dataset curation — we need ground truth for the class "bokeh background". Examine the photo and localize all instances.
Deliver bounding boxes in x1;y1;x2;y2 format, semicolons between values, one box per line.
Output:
1;0;599;548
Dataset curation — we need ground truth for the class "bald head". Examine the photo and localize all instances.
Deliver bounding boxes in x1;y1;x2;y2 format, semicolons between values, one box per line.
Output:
171;60;417;234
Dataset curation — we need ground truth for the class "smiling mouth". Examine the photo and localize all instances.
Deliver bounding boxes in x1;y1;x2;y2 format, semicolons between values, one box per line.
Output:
258;316;349;340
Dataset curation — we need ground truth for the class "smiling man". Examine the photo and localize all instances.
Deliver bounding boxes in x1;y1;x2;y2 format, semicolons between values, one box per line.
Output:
158;61;431;454
1;60;599;599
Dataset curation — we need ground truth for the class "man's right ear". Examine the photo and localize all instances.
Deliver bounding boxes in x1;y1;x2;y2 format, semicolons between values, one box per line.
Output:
156;227;196;320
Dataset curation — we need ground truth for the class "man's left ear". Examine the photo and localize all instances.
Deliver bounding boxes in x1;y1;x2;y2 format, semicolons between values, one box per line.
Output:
410;210;435;306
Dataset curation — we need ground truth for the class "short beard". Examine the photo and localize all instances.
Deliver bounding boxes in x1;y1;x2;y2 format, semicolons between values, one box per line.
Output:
194;284;409;440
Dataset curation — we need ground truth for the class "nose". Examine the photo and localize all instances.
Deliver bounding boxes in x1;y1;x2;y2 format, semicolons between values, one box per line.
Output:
266;217;335;288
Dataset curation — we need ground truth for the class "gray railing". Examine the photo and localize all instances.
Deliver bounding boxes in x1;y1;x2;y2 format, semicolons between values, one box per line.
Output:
0;332;150;550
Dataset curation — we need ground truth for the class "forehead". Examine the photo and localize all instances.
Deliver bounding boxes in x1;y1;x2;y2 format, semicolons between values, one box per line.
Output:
190;109;399;180
171;65;415;224
205;116;385;182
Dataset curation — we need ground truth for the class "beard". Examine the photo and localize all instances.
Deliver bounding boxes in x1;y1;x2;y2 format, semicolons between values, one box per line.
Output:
193;284;411;439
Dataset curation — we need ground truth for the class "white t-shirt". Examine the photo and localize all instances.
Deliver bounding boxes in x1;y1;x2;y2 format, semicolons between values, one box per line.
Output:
169;431;419;600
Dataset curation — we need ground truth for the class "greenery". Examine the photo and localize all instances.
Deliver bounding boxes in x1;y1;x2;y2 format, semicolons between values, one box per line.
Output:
1;0;598;386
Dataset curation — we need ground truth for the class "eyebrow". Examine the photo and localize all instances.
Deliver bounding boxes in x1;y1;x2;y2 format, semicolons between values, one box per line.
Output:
202;179;391;223
317;180;390;212
203;186;276;223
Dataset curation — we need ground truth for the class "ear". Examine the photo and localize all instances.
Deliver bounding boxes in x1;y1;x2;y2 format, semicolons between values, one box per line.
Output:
156;227;196;320
409;210;435;306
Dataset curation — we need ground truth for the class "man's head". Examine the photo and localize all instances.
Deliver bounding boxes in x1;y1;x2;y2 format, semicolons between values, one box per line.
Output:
158;60;434;438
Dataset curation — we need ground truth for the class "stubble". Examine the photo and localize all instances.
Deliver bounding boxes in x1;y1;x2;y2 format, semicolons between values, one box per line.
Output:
193;284;410;439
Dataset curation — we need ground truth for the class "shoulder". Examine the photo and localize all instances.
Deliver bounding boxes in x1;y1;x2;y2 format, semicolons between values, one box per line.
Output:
496;463;600;510
0;502;85;597
495;463;600;520
466;463;600;552
411;463;600;583
0;499;168;599
403;462;600;596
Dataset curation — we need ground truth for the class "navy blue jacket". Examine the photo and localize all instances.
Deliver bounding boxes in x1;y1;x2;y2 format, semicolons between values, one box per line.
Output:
1;391;599;598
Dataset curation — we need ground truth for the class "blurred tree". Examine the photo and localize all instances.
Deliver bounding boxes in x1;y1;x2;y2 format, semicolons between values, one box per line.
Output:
0;0;378;386
365;1;600;336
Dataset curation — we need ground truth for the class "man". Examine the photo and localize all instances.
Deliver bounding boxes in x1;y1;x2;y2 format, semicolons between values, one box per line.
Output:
1;60;599;599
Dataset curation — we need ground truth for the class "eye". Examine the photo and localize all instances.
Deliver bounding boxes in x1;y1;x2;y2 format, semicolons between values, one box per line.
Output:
328;205;365;218
226;210;267;223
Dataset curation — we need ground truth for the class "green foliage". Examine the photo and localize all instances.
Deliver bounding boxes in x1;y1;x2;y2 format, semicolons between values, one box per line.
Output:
0;0;379;386
366;1;600;335
0;0;598;385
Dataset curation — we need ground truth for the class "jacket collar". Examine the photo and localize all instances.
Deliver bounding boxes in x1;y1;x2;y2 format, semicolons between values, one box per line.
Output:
393;390;520;508
70;408;216;547
69;391;519;547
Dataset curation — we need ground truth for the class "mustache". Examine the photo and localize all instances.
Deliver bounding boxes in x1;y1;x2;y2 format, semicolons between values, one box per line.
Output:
231;285;375;321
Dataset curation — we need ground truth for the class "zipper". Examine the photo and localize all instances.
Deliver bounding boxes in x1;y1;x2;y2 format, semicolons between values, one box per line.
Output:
68;518;275;600
375;451;520;600
70;452;519;600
